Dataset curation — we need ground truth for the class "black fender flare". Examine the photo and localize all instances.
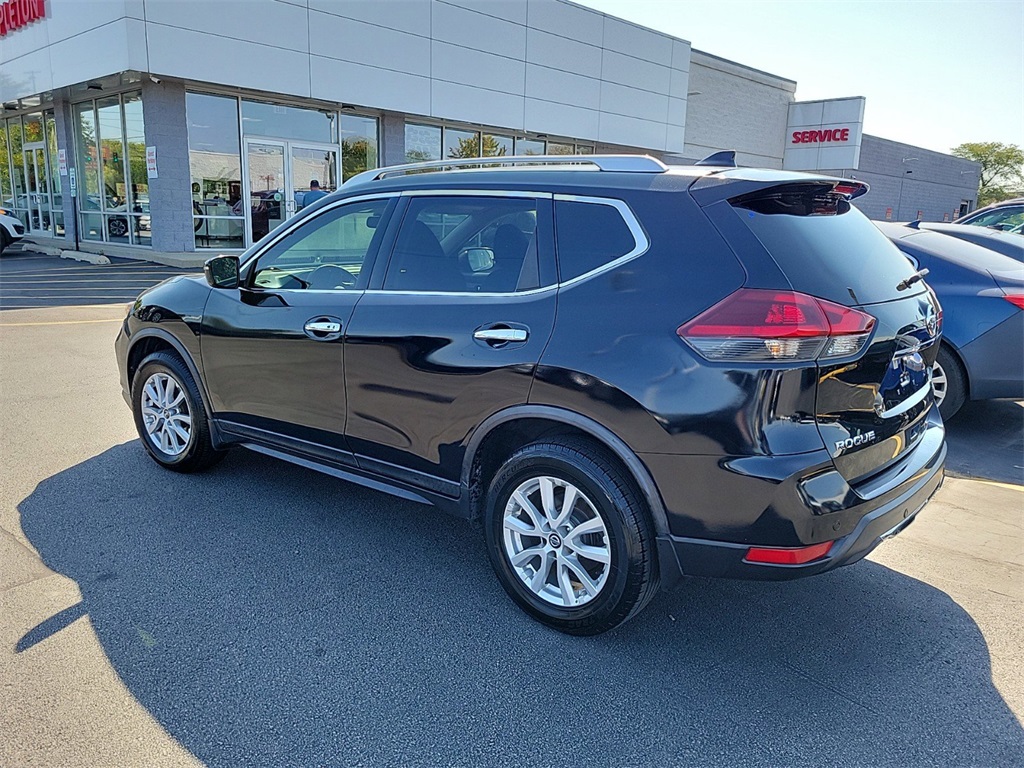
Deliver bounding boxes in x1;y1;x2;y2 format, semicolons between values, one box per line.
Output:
128;327;214;419
460;404;670;537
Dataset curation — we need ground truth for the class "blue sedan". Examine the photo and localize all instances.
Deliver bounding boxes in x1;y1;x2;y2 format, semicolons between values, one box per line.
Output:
875;222;1024;419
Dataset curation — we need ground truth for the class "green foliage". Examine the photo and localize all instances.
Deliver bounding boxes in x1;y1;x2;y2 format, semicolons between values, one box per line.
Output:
448;134;508;159
951;142;1024;206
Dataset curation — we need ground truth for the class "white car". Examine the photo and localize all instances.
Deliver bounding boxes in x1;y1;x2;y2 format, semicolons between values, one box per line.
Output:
0;207;25;254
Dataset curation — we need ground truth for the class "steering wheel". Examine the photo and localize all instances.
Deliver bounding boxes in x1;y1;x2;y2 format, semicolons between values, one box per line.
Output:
306;265;356;290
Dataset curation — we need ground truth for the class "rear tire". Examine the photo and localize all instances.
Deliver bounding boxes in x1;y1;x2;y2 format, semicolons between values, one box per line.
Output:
484;438;659;635
131;351;225;472
932;344;967;421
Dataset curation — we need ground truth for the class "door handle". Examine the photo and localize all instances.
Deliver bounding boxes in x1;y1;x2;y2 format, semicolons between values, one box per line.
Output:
305;320;341;334
473;327;528;343
303;317;344;340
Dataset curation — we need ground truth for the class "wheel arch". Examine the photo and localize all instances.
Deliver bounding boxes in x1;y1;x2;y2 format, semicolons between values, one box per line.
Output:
461;405;670;537
938;338;971;400
127;328;213;418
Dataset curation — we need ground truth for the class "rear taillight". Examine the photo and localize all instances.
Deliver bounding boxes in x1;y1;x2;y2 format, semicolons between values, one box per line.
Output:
677;288;876;362
1004;295;1024;311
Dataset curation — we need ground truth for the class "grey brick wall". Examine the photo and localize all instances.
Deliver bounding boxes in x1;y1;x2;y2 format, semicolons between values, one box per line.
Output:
820;135;981;222
142;79;196;252
680;50;796;169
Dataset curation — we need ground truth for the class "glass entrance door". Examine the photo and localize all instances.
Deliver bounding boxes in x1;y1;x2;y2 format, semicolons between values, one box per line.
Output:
245;140;287;244
243;139;339;246
23;147;52;234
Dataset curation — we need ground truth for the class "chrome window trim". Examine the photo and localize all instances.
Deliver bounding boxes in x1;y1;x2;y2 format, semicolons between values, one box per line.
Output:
240;191;401;269
552;194;650;289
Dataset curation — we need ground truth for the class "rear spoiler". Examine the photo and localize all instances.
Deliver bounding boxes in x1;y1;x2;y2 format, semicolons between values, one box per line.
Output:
688;170;869;206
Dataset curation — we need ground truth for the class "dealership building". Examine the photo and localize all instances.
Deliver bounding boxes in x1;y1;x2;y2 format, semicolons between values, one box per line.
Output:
0;0;981;262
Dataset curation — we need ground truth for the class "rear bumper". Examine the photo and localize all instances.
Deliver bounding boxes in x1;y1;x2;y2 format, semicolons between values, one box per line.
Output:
655;420;946;587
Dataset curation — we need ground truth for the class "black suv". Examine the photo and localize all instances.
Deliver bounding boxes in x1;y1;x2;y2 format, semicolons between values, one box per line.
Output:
116;155;945;635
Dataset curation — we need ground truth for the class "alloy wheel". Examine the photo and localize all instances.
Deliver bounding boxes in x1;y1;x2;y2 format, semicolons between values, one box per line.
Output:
140;372;192;456
502;476;611;608
931;361;947;406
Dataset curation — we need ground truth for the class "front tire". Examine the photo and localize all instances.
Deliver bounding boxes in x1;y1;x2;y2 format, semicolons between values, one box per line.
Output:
131;351;224;472
932;344;967;421
484;438;659;635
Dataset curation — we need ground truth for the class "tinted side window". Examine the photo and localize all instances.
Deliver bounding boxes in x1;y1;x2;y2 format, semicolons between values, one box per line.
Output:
384;196;539;293
554;199;637;282
250;199;390;291
968;206;1024;229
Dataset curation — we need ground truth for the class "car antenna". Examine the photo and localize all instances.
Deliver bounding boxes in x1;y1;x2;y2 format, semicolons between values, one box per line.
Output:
695;150;737;167
907;219;921;229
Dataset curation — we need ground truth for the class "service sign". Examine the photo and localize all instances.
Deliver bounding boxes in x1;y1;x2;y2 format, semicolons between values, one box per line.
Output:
0;0;45;37
57;148;67;175
783;97;866;171
146;146;158;179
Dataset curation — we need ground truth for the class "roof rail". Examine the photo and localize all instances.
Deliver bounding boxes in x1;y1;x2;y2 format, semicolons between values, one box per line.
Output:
343;154;668;187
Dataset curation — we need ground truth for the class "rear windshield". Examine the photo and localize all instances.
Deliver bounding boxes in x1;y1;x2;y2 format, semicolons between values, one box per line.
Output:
732;188;921;306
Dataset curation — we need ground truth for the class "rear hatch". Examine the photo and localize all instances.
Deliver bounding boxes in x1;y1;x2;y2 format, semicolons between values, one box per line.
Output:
696;176;942;483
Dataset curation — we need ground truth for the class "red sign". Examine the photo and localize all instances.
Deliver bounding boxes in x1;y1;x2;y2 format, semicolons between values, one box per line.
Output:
885;207;893;221
791;127;851;145
0;0;44;37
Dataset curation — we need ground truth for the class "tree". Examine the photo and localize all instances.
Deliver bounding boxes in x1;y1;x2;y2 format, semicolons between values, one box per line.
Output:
448;134;508;159
951;142;1024;207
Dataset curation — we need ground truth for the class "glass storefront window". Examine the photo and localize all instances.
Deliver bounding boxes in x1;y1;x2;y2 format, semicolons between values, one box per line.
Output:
547;141;574;155
576;145;595;155
45;111;64;236
188;92;244;249
482;134;512;157
74;92;150;245
242;100;335;144
405;123;441;163
340;114;378;182
444;128;479;159
8;119;28;228
515;138;545;156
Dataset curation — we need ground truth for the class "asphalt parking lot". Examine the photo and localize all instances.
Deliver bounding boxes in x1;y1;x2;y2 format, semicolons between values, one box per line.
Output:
1;250;1022;767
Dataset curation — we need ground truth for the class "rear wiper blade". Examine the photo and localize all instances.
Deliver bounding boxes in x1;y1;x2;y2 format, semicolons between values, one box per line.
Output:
896;268;929;291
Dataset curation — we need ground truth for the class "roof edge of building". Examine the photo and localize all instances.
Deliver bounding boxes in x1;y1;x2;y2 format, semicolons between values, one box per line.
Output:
691;48;797;89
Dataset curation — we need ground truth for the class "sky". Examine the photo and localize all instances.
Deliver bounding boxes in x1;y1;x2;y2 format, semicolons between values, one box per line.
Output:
575;0;1024;154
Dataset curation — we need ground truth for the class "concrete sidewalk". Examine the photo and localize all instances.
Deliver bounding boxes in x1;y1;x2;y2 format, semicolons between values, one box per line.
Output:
15;236;211;269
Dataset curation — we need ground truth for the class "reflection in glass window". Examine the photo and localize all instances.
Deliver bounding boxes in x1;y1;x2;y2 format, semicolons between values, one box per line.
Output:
385;196;539;293
405;123;441;162
74;93;150;245
547;142;573;155
187;92;244;249
0;121;11;201
252;198;390;290
340;114;378;182
444;128;479;159
515;138;545;156
482;134;513;157
74;103;100;209
45;111;64;236
576;145;595;155
241;100;336;143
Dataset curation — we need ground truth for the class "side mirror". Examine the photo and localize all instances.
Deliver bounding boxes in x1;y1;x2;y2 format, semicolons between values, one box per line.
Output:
460;247;494;272
204;255;240;289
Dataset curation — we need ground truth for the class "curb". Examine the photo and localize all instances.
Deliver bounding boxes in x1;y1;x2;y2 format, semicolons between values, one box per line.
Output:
59;249;110;265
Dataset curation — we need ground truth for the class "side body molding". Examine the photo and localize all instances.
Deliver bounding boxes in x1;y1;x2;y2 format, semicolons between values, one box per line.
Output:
460;404;670;537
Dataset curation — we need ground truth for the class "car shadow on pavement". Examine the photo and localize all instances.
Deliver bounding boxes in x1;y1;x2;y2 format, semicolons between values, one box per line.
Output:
18;443;1024;767
944;399;1024;485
